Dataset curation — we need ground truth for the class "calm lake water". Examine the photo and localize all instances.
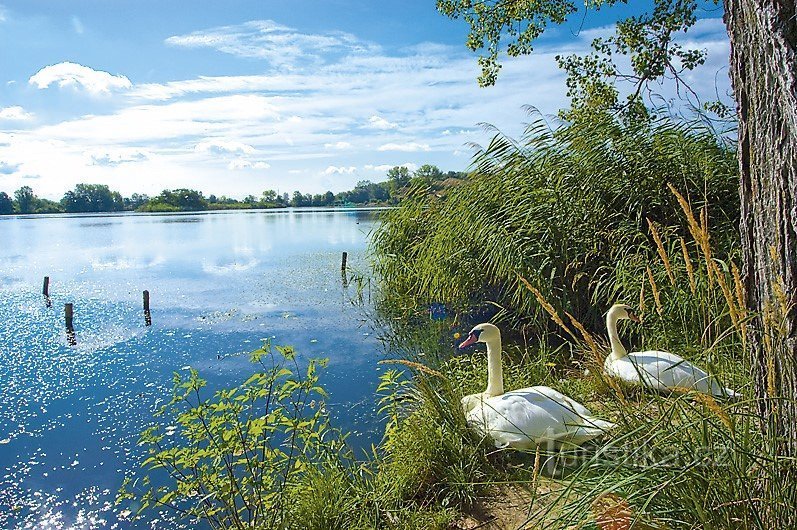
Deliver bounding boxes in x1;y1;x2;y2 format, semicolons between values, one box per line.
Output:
0;208;386;529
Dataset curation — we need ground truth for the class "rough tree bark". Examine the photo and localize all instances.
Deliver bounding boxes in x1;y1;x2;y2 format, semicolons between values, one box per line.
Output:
725;0;797;455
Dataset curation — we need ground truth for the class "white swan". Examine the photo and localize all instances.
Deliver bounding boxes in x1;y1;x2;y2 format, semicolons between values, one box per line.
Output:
603;304;739;398
459;323;615;449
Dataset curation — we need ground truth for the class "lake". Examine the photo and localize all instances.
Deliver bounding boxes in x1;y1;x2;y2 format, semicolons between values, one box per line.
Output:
0;208;386;529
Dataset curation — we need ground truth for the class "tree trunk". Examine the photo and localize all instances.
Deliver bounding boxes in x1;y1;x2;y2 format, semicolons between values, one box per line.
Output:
725;0;797;456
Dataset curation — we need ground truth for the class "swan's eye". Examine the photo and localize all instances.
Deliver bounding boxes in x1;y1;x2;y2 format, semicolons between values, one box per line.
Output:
472;329;483;339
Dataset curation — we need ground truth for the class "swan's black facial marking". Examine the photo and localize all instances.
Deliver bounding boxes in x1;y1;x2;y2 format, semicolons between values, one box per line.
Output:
458;328;482;349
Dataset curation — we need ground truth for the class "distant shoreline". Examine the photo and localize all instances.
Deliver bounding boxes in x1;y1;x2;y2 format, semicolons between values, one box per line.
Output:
0;205;395;220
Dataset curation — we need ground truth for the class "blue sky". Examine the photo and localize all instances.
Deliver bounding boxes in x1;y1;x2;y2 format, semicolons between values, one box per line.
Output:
0;1;731;199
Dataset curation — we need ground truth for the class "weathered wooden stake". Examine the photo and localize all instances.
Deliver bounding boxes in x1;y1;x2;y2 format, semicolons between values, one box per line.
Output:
143;290;152;326
42;276;50;296
341;251;348;271
64;303;73;328
64;303;76;345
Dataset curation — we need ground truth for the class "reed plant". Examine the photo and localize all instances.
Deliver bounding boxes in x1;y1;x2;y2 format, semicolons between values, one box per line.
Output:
372;111;738;336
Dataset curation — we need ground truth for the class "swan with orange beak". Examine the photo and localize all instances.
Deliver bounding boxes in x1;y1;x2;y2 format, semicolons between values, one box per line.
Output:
458;323;614;449
603;303;739;398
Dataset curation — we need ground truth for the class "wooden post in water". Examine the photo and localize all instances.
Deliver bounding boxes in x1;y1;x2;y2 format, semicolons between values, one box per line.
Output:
43;276;52;307
340;252;349;288
143;290;152;326
64;303;76;345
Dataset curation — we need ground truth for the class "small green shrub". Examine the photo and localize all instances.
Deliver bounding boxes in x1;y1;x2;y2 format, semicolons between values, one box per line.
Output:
118;342;344;529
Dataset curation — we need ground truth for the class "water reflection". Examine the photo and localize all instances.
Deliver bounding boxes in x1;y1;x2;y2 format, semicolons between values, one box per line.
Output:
0;208;384;529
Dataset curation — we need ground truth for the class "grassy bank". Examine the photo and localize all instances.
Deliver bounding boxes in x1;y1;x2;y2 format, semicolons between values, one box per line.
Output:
121;113;796;528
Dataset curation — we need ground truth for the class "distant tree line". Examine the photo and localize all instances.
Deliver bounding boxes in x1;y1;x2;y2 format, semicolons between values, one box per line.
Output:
0;165;466;215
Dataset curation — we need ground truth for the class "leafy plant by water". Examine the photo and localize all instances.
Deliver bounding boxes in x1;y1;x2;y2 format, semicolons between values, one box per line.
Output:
118;342;348;529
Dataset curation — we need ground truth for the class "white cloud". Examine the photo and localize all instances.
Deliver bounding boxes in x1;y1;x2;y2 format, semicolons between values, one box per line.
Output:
1;17;732;199
228;159;271;170
324;141;352;150
195;139;256;156
0;6;6;22
87;148;149;166
71;15;84;35
367;115;398;130
377;142;431;152
365;162;418;172
29;62;131;94
166;20;379;70
0;106;34;121
323;165;357;175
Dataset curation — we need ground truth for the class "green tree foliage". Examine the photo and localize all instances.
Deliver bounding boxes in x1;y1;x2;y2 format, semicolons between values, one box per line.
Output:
124;193;150;210
291;191;311;207
438;0;711;116
386;166;412;195
0;191;13;214
61;183;124;213
142;188;209;211
414;164;443;182
14;186;35;213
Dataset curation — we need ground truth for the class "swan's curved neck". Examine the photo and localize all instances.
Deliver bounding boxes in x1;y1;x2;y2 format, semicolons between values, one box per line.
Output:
485;337;504;396
606;313;627;360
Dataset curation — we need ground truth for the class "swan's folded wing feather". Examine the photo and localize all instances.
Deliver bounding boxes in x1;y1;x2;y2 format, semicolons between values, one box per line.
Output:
466;389;612;447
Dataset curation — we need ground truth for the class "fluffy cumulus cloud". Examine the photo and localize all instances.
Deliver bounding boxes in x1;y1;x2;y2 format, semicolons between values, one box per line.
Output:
377;142;431;152
228;159;271;170
29;62;131;94
324;141;352;150
367;115;398;130
323;165;357;175
195;139;257;156
0;106;34;121
365;163;418;172
165;20;379;70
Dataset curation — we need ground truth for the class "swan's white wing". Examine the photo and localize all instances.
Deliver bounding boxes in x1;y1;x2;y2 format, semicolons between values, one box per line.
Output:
609;351;737;397
466;387;614;449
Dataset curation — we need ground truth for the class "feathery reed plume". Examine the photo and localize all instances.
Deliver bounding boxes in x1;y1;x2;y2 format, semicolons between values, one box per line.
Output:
647;218;675;285
646;266;663;315
710;260;740;328
531;446;541;500
517;274;578;341
680;237;696;294
565;311;601;363
693;392;734;432
379;359;444;378
699;206;715;282
668;183;714;285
